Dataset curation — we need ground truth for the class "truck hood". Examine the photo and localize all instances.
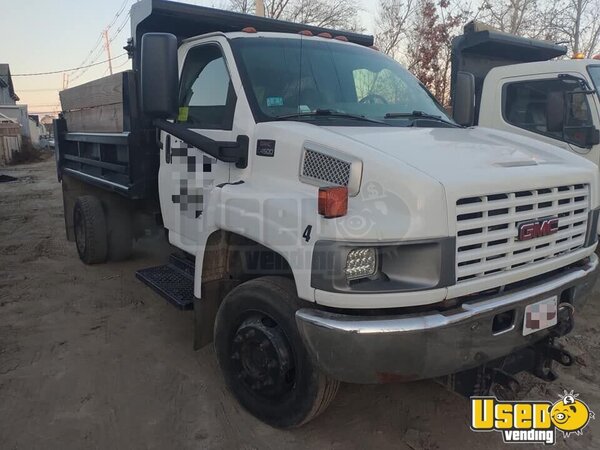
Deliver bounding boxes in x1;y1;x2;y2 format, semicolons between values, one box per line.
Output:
324;125;582;180
323;124;597;203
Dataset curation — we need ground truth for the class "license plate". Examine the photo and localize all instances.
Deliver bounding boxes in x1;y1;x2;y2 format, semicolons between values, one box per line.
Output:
522;296;558;336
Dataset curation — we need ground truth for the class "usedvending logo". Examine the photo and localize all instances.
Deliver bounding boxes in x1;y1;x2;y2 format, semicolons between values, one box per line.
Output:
471;391;594;444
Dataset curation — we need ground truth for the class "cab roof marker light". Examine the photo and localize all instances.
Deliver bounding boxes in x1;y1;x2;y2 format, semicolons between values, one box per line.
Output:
334;36;349;42
317;32;333;39
593;54;600;60
573;52;585;59
299;30;313;36
242;27;257;33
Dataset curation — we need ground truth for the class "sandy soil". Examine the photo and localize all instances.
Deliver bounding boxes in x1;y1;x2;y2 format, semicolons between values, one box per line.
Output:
1;158;600;450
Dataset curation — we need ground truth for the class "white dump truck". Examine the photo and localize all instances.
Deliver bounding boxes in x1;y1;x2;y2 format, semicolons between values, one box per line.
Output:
452;22;600;172
55;0;600;427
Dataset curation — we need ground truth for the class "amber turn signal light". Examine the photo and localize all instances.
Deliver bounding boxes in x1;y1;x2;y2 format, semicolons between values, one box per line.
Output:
318;186;348;218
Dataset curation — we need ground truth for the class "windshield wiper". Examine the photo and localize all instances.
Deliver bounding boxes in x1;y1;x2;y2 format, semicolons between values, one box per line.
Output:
276;109;391;126
384;110;460;127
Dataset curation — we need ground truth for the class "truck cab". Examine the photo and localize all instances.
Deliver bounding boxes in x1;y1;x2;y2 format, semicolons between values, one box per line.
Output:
55;1;600;428
452;22;600;168
479;60;600;165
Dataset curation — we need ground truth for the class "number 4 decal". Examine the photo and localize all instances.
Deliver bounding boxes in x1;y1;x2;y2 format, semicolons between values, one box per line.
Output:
302;225;312;243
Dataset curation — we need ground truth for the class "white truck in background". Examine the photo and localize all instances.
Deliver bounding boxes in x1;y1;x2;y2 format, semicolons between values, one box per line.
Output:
54;0;600;428
452;22;600;172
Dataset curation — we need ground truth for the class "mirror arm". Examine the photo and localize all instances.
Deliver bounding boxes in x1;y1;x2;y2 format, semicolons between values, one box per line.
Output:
558;74;595;91
154;119;248;169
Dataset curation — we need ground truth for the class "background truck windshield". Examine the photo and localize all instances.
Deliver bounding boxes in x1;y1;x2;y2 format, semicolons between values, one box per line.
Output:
589;66;600;100
231;37;450;123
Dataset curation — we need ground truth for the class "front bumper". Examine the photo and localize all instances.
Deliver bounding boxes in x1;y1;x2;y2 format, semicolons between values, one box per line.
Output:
296;253;599;384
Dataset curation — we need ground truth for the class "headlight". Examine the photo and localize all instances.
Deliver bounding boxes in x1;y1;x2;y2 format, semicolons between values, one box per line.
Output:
345;247;377;280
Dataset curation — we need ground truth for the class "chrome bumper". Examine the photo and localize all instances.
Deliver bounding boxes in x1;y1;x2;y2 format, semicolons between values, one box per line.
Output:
296;253;599;384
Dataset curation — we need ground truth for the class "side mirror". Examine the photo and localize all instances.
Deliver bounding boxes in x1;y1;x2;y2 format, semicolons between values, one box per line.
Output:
453;71;475;127
567;126;600;148
546;91;565;132
140;33;179;119
587;128;600;146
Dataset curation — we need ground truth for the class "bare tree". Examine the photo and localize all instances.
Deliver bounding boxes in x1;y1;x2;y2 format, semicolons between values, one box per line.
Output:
555;0;600;56
477;0;600;56
227;0;362;30
375;0;415;58
228;0;253;14
478;0;551;37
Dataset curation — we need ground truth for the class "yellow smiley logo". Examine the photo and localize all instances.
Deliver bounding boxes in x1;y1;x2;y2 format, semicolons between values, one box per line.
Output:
550;391;595;437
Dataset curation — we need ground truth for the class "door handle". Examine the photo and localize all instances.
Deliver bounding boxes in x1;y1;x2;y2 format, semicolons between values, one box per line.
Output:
165;134;172;163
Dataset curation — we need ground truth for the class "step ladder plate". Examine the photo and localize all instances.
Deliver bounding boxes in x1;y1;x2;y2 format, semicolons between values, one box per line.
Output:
136;264;194;310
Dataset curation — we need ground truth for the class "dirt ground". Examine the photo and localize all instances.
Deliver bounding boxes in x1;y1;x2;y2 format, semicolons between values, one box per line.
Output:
1;158;600;450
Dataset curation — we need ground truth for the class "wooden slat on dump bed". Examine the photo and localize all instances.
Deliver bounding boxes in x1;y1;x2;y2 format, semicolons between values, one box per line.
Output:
62;105;124;133
59;72;135;133
59;72;124;111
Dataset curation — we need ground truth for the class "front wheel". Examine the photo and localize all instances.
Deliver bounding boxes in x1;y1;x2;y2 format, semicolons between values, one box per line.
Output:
214;276;339;428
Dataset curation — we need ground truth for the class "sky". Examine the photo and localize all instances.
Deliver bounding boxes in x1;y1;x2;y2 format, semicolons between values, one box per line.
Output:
0;0;378;115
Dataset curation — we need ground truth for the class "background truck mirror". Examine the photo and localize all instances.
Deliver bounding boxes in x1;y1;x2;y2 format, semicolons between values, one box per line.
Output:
140;33;179;119
546;91;565;132
453;71;475;127
588;128;600;146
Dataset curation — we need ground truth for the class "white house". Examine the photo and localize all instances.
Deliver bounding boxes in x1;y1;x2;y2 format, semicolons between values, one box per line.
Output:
0;63;42;147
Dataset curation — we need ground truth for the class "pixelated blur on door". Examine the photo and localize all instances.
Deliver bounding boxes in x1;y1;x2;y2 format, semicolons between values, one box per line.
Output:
159;43;237;247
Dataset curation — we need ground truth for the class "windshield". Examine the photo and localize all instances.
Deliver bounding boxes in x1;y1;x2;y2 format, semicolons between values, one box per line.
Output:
231;37;452;125
589;66;600;100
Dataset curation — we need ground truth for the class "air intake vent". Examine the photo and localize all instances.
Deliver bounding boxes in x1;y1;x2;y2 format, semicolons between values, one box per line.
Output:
299;144;362;196
301;149;351;186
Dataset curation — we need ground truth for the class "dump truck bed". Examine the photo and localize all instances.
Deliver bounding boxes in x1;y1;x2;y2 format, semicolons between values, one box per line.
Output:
55;71;156;199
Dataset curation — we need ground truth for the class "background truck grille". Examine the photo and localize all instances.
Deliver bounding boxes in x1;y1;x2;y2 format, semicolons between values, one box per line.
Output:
456;184;589;283
301;149;351;187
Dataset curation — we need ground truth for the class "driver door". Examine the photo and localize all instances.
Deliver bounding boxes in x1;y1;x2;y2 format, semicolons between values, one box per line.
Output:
159;42;237;250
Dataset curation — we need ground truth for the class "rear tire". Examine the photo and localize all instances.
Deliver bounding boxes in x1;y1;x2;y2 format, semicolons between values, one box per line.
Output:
73;195;108;264
214;276;339;428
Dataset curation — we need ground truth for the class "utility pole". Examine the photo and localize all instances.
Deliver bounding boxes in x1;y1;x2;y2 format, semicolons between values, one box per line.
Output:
103;29;113;75
255;0;265;17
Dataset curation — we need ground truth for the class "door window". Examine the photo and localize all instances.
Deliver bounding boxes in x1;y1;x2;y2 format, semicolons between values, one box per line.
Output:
503;78;594;147
179;45;236;129
589;66;600;100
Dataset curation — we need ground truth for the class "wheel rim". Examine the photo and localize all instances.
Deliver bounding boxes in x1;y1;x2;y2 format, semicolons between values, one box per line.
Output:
74;207;86;256
230;314;296;399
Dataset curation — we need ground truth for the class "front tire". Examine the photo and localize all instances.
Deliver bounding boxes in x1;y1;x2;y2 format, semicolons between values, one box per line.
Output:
214;276;339;428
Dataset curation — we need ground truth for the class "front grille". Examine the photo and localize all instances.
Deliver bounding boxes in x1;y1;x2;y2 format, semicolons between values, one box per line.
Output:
456;184;589;283
301;149;351;187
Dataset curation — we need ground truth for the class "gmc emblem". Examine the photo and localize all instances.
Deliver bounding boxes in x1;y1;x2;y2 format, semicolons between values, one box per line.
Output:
517;218;559;241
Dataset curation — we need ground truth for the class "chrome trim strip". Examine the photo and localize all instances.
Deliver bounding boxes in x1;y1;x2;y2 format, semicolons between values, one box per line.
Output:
298;253;598;334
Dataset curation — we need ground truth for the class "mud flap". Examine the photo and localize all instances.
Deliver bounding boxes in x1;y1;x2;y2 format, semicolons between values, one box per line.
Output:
193;279;240;350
